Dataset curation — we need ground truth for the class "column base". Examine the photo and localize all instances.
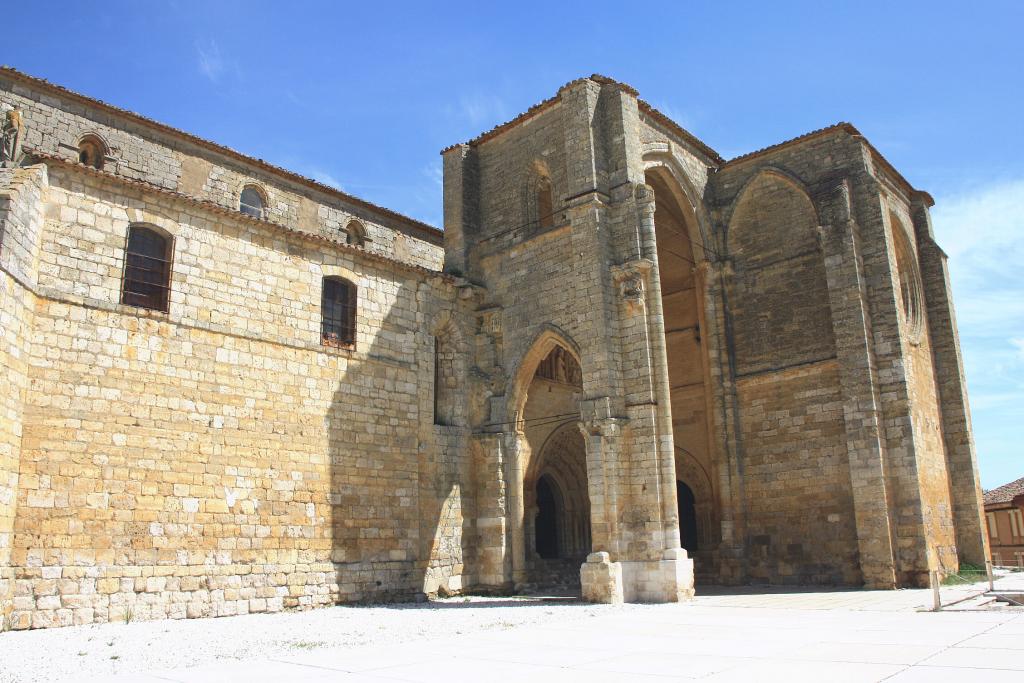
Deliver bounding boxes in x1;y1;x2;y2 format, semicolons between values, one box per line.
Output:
619;548;695;602
580;549;695;603
580;551;624;604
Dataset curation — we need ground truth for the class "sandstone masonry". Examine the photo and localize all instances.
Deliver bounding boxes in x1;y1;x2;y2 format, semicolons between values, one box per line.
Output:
0;69;988;629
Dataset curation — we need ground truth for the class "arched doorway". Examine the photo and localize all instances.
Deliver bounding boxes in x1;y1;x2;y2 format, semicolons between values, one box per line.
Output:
535;474;561;559
677;480;698;553
519;344;591;587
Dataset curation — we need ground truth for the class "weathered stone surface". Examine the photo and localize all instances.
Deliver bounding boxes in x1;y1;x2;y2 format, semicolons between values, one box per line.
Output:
0;69;987;628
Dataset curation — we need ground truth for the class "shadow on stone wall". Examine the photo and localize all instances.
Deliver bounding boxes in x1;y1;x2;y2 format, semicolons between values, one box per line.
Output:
327;287;471;604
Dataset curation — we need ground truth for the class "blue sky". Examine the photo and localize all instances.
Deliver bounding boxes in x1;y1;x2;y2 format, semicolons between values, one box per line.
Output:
4;1;1022;488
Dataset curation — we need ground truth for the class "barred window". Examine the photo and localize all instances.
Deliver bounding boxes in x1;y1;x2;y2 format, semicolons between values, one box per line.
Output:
240;185;265;218
321;277;356;348
121;225;172;312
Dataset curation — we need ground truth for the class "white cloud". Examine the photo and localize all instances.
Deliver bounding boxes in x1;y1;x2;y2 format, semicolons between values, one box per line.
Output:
308;169;343;191
196;39;225;83
452;93;508;127
932;179;1024;487
1012;337;1024;360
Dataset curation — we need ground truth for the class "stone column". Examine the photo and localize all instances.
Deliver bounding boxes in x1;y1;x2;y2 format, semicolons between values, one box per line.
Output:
634;183;683;553
505;428;530;587
701;257;746;583
912;196;989;567
578;405;625;603
817;181;898;588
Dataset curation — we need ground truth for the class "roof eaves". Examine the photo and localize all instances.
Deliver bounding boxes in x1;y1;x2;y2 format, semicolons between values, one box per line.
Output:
0;66;443;244
440;74;723;167
722;122;927;202
27;150;453;283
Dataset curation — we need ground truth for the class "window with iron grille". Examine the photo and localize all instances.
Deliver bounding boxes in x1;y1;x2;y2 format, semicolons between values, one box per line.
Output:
121;225;172;312
321;277;356;348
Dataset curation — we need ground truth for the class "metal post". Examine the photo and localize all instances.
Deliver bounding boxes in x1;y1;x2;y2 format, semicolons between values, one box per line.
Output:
930;569;941;611
987;559;994;592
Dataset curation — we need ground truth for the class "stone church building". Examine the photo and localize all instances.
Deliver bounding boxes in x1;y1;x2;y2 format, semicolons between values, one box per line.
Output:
0;68;988;629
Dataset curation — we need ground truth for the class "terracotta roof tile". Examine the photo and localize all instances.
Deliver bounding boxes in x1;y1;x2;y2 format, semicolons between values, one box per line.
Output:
442;74;725;165
26;150;452;282
0;66;442;242
984;476;1024;506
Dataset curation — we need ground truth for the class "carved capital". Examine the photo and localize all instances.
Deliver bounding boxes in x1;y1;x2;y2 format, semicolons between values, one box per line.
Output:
634;182;656;216
610;259;654;309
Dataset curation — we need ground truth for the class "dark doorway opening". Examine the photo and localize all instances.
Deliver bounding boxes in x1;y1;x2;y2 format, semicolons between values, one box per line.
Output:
535;475;560;559
677;480;699;553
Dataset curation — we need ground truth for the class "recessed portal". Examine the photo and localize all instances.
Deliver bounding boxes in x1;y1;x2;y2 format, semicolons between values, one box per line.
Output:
677;480;699;553
535;474;561;559
520;343;591;586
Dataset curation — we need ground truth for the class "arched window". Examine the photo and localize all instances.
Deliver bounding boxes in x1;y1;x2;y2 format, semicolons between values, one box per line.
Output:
891;214;925;341
434;333;457;425
239;185;265;218
321;276;356;348
345;220;366;247
78;135;105;170
537;175;554;229
122;225;172;312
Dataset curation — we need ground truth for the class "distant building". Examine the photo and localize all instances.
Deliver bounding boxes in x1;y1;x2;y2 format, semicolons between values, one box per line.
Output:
984;477;1024;567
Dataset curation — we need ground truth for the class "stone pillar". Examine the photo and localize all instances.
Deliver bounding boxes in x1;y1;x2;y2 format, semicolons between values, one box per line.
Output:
817;181;898;588
506;428;530;587
912;196;989;567
441;144;478;278
699;258;746;583
634;183;683;552
470;432;510;587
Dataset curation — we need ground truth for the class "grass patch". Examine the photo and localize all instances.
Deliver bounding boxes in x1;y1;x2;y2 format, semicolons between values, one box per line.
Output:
941;562;988;586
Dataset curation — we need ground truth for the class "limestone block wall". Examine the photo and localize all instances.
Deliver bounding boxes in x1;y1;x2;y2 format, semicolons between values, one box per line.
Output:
714;158;857;584
884;202;957;573
0;165;47;624
0;68;444;271
5;164;460;629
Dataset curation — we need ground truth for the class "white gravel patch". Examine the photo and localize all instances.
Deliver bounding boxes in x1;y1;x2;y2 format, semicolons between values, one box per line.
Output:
0;596;639;683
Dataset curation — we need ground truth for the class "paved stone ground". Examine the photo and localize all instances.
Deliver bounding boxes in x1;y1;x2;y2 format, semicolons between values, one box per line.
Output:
2;577;1022;682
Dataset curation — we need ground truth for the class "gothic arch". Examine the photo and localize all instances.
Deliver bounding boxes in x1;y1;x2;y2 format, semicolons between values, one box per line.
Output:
724;166;836;373
725;167;821;256
642;154;714;261
524;415;591;564
675;447;719;551
507;325;583;425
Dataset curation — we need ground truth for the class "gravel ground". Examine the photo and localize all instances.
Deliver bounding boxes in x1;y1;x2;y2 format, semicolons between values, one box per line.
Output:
0;596;635;683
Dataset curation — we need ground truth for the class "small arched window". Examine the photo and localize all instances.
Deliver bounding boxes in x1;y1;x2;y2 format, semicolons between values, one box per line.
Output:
122;225;172;312
78;135;105;170
537;176;554;229
346;220;366;247
434;333;457;425
321;277;356;348
239;185;265;218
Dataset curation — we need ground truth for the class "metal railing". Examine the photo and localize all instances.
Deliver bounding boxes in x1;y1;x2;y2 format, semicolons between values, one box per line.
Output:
929;560;1024;610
